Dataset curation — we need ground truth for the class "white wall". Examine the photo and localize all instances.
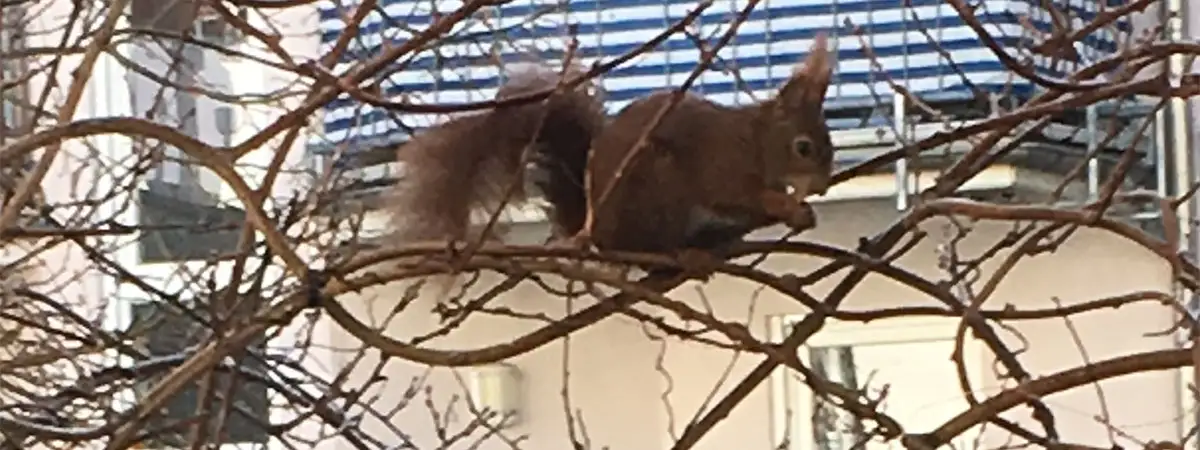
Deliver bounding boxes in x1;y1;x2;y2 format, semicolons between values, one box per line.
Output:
327;199;1182;450
5;1;1190;448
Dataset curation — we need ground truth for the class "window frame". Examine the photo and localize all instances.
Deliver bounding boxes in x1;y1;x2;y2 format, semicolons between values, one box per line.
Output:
767;315;987;450
124;0;246;263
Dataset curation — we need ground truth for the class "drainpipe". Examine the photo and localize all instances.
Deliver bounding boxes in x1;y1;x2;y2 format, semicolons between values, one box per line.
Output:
1171;0;1200;316
1164;0;1195;308
1086;105;1099;200
1163;0;1193;341
1164;0;1200;442
95;51;119;330
94;18;133;332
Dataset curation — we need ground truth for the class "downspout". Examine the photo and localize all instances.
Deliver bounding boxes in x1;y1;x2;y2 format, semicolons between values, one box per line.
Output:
1164;0;1195;313
95;20;133;332
1169;0;1197;311
94;49;120;330
1165;0;1198;443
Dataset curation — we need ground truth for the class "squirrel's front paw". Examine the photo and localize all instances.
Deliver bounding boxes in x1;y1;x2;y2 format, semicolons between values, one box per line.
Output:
761;191;817;232
783;201;817;232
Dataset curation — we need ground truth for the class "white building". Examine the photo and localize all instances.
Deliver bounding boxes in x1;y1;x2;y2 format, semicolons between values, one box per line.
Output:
2;0;1199;449
3;0;329;448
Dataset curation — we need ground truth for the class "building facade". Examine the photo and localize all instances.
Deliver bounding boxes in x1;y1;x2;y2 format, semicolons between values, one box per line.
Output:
1;0;1197;448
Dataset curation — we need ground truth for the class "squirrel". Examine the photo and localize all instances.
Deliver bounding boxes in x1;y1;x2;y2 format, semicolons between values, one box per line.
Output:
386;34;834;268
577;34;835;255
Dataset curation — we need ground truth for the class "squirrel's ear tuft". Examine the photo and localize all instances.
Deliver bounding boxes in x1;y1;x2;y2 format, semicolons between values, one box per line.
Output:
777;33;833;110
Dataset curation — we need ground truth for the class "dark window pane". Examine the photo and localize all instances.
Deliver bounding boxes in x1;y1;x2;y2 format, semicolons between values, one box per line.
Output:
136;188;244;263
128;294;269;446
129;0;196;32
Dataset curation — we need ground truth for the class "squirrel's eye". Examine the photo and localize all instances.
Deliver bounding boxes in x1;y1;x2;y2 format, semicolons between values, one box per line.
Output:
793;138;813;157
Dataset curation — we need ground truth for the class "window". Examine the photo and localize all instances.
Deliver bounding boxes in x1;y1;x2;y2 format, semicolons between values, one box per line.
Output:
142;40;219;207
135;188;244;264
808;345;868;450
124;287;271;448
128;0;245;263
770;317;986;450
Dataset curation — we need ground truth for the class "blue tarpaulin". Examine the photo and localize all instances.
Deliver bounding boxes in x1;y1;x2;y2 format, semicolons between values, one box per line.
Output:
309;0;1129;154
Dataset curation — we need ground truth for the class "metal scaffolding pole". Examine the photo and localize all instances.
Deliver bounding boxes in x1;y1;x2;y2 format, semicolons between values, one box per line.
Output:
893;91;908;211
1086;105;1099;201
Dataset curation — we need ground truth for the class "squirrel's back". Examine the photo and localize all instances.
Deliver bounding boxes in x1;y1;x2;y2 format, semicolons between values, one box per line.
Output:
584;91;764;252
384;63;605;244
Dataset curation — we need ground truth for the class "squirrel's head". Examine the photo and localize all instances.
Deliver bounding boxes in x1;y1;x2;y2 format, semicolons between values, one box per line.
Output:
757;33;834;198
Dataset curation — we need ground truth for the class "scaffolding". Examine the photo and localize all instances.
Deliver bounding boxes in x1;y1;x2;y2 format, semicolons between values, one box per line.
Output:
843;90;1166;219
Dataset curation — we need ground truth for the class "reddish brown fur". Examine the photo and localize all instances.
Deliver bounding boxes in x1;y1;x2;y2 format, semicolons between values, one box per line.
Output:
575;34;836;253
385;63;606;244
389;35;834;256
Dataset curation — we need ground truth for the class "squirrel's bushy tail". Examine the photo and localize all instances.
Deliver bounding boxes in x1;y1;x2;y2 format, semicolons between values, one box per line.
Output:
385;63;604;243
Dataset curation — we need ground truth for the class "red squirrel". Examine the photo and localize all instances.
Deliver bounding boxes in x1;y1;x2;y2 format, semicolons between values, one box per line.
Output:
386;35;834;263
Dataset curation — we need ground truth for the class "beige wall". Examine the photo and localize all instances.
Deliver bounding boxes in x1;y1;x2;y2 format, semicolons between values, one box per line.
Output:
322;198;1183;450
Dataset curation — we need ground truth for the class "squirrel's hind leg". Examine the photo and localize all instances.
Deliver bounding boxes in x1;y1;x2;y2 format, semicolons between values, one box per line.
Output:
673;247;724;282
546;203;597;251
545;230;595;252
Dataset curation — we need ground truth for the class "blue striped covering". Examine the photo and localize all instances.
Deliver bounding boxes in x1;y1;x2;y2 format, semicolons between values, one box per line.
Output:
309;0;1130;154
